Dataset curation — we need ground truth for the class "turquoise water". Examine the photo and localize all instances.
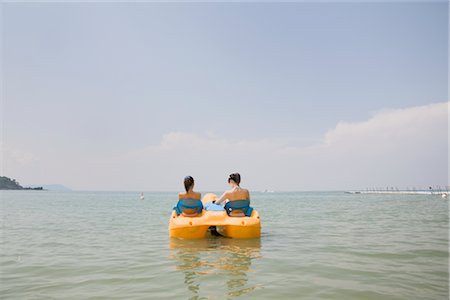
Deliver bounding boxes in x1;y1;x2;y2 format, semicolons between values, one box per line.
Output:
1;191;448;299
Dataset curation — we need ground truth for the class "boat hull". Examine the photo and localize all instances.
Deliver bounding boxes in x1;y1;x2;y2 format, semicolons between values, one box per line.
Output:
169;194;261;239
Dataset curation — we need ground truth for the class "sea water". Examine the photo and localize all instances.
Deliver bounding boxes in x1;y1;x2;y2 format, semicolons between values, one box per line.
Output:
1;191;448;299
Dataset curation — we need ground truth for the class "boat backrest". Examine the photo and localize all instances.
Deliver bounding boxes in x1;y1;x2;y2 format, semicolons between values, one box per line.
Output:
174;198;203;217
224;200;253;217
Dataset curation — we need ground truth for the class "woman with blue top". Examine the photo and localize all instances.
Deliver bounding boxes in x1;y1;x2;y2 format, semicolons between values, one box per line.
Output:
175;176;203;217
215;173;253;217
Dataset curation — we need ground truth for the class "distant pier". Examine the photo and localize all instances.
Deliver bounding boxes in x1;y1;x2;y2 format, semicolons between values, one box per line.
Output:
346;190;448;195
346;186;449;197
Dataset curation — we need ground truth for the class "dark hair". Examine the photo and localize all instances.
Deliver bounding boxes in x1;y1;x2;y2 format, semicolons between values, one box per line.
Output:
184;176;194;192
228;173;241;185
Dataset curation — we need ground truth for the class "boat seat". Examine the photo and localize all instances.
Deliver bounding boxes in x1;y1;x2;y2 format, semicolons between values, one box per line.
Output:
224;200;253;217
174;198;203;217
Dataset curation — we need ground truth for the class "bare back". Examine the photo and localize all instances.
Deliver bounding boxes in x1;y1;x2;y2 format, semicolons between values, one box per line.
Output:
178;191;201;200
224;187;250;201
215;184;251;205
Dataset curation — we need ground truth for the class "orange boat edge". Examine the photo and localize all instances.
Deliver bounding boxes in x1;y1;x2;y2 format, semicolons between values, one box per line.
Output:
169;193;261;239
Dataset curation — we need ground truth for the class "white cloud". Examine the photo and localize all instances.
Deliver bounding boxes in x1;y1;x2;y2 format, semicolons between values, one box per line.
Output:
121;102;448;191
4;102;447;191
306;101;448;190
323;102;447;149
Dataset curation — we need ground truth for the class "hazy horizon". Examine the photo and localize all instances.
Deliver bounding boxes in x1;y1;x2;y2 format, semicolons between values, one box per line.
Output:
1;2;448;191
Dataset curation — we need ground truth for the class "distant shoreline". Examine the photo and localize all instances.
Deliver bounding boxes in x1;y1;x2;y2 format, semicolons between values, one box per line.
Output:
0;187;45;191
0;176;44;191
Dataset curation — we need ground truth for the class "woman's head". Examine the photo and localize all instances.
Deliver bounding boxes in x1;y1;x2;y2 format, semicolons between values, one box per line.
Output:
228;173;241;186
184;176;194;192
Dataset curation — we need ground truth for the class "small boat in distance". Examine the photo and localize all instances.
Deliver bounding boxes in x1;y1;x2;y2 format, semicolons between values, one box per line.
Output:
140;192;144;200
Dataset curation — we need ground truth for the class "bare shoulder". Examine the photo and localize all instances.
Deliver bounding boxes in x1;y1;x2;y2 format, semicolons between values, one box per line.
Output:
193;191;201;199
178;192;187;199
218;191;231;201
236;188;250;194
224;190;233;197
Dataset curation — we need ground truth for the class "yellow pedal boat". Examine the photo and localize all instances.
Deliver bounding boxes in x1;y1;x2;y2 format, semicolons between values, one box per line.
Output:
169;193;261;239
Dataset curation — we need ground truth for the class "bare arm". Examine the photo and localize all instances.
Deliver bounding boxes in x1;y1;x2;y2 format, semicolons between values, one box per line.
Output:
215;192;229;205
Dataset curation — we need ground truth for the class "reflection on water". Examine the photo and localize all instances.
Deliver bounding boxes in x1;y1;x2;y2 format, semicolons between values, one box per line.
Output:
169;237;261;299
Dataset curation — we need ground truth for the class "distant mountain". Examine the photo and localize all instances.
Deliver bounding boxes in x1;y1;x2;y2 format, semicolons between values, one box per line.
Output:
39;184;72;191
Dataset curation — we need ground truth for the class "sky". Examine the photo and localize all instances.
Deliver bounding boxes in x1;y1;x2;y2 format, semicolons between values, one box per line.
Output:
1;1;448;191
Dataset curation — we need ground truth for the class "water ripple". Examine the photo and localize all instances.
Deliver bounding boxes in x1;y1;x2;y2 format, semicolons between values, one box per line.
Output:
0;191;448;299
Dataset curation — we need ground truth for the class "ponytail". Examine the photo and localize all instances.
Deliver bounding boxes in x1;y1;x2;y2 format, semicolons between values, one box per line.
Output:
184;176;194;192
